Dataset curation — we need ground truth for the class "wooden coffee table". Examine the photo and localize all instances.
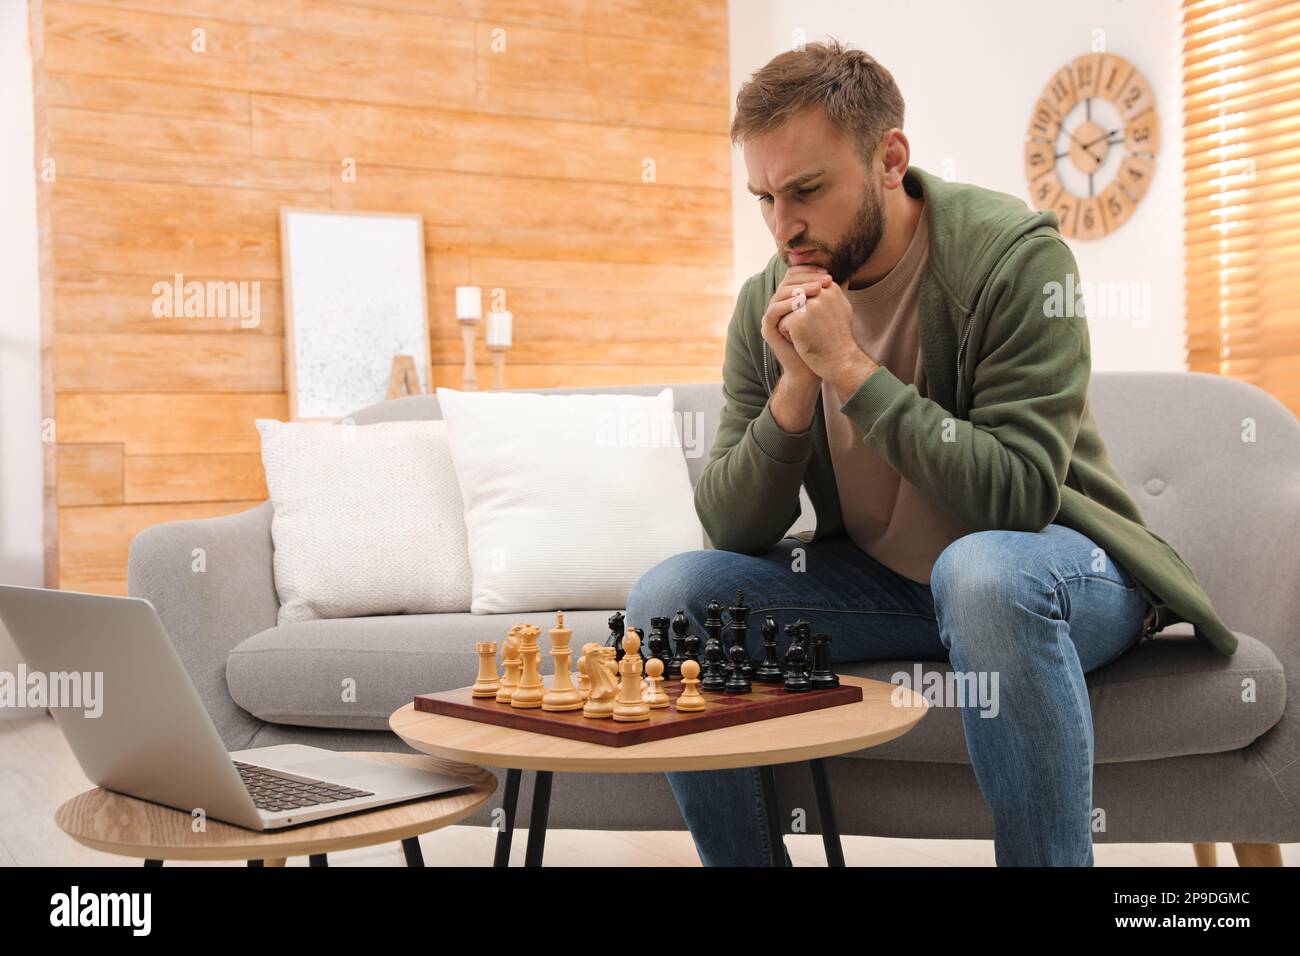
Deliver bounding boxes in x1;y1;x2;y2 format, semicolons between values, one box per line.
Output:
55;752;496;867
390;675;928;867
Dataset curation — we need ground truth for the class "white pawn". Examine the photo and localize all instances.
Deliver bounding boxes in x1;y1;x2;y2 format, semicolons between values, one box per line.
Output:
675;659;705;712
642;658;670;708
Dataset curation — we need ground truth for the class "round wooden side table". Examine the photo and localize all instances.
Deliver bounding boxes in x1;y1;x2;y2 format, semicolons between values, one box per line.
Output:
391;675;928;867
55;752;496;867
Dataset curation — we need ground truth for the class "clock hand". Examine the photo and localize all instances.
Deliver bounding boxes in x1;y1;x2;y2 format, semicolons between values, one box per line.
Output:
1080;128;1121;151
1066;129;1106;166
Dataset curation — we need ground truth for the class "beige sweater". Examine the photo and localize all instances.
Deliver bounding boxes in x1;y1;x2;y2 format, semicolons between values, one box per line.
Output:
819;204;973;584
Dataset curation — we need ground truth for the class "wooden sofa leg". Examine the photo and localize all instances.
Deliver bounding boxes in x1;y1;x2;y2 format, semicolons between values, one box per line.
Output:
1232;842;1283;866
1192;842;1217;866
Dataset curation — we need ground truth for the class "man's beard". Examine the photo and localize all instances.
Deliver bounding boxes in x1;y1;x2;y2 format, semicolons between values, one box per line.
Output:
822;180;886;286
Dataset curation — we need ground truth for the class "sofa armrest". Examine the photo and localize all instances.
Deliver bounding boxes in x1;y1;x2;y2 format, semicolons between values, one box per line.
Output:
128;500;279;749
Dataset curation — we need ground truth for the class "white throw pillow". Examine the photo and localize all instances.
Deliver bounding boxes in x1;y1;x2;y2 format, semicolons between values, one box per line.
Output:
435;387;702;614
255;418;472;624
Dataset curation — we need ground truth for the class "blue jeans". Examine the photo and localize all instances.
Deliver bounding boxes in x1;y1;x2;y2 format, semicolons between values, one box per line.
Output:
625;524;1150;866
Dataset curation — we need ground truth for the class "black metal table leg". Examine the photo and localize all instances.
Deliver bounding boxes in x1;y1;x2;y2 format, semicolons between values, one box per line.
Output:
401;836;425;867
523;771;553;867
309;853;328;867
143;859;163;867
808;758;845;867
758;765;787;867
493;767;522;867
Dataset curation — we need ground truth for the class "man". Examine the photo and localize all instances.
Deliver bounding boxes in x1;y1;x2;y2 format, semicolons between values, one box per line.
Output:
625;38;1236;867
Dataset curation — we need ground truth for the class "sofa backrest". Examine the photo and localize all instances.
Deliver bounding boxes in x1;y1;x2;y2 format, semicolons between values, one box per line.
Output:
347;371;1300;647
348;383;724;488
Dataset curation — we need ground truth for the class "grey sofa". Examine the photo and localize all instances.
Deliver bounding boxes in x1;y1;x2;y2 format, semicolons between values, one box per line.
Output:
128;372;1300;863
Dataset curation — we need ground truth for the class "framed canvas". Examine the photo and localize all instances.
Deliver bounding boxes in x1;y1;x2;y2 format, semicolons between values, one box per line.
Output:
279;208;430;421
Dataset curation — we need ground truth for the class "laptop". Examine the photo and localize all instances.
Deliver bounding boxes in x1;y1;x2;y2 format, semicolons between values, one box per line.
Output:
0;584;474;830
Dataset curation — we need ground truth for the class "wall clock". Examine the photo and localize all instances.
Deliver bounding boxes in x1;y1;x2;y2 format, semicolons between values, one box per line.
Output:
1024;53;1159;239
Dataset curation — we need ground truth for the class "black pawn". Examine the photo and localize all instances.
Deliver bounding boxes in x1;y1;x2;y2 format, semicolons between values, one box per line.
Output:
728;590;755;680
668;611;689;677
700;630;727;691
647;616;671;676
683;629;702;671
606;610;626;661
754;614;783;683
809;632;839;689
724;642;752;693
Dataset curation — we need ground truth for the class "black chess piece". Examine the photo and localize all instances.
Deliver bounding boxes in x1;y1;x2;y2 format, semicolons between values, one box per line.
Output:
782;621;812;692
668;610;689;677
700;630;727;692
606;610;627;661
724;642;752;693
809;632;839;689
702;600;733;691
728;590;755;680
683;629;702;671
705;598;725;656
647;616;671;676
754;614;783;683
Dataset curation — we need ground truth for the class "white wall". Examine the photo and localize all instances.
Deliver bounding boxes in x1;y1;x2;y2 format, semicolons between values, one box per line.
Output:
729;0;1186;372
0;0;46;712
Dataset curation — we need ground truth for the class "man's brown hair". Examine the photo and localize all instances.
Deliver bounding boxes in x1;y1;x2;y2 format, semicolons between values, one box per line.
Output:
730;37;905;168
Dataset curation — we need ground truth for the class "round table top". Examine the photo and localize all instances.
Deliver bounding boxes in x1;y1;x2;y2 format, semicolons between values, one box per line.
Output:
390;675;928;773
54;752;496;862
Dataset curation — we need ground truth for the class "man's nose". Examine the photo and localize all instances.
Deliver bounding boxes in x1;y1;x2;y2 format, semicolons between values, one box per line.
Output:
774;215;806;249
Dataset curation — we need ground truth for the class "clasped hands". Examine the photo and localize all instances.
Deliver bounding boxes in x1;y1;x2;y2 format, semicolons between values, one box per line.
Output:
760;264;878;398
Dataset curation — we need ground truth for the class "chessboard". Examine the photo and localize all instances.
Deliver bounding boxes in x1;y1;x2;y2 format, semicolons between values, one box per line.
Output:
413;678;863;748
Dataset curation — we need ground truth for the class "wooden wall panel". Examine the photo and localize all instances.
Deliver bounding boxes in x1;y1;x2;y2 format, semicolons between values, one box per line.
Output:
31;0;734;594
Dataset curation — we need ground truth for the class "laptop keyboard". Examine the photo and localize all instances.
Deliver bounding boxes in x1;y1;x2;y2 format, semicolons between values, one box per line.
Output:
233;760;375;813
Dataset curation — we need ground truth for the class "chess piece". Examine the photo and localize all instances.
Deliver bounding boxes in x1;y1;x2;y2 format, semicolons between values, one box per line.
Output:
543;611;584;711
472;641;502;697
724;643;752;694
647;616;671;676
642;657;670;708
675;659;705;712
668;610;690;677
510;623;545;708
754;614;783;683
782;622;812;693
577;641;599;700
606;610;627;661
613;632;650;721
582;645;618;718
624;626;648;689
809;632;839;689
684;628;702;672
705;598;725;658
700;628;727;692
496;629;522;703
728;590;755;680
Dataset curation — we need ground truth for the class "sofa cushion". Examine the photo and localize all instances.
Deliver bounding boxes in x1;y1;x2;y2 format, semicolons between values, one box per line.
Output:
844;624;1286;763
229;616;1285;764
256;417;471;624
227;609;616;730
435;386;703;613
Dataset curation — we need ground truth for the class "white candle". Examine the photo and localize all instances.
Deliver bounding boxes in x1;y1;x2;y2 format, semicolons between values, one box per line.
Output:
455;286;482;321
486;310;512;348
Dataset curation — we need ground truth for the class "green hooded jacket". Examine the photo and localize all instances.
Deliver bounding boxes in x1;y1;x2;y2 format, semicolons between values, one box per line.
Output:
696;164;1237;656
